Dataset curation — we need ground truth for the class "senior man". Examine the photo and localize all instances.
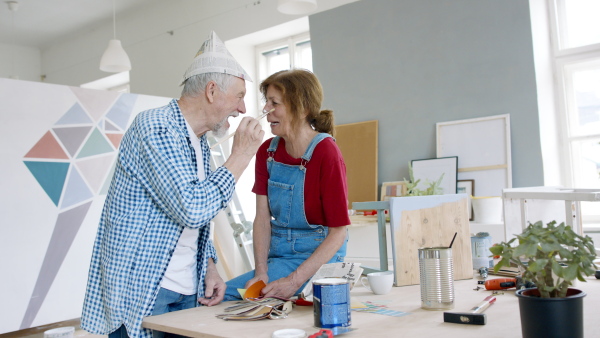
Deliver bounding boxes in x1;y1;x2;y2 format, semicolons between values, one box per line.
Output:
81;31;263;338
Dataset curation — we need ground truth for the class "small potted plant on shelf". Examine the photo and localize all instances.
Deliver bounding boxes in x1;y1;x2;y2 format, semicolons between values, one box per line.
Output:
490;220;597;338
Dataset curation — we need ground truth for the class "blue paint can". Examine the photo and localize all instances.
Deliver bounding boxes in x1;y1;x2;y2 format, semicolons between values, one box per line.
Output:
471;232;493;270
313;278;351;330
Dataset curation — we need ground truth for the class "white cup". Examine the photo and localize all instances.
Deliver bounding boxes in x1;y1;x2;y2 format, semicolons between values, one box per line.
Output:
360;271;394;295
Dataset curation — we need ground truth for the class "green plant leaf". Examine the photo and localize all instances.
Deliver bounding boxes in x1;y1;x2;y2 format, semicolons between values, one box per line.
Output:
528;259;548;273
539;241;560;254
514;242;538;257
562;263;578;281
551;260;564;278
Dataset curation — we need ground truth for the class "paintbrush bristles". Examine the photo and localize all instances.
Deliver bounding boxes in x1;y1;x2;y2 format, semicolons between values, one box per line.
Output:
209;108;274;150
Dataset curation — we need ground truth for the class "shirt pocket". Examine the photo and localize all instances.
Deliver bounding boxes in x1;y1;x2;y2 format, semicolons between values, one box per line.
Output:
267;180;293;227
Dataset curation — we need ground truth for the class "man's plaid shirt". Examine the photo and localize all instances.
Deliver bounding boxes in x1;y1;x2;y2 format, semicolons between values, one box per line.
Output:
81;99;234;338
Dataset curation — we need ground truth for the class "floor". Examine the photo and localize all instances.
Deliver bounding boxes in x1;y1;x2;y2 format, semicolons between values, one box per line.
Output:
2;322;105;338
18;328;105;338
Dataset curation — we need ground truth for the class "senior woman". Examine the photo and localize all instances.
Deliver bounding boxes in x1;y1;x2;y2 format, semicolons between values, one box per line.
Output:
224;69;349;300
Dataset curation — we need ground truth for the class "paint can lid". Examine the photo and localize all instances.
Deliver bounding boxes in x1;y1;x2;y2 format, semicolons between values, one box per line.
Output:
313;278;349;285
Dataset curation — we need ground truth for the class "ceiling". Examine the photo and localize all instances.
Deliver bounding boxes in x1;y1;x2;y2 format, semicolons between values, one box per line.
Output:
0;0;150;49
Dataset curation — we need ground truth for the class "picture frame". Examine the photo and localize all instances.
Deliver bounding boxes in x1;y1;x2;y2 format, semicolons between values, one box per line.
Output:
436;114;511;197
411;156;458;195
457;179;475;221
380;181;408;201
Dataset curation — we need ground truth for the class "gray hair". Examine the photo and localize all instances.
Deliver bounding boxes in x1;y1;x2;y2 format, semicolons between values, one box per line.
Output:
181;73;236;97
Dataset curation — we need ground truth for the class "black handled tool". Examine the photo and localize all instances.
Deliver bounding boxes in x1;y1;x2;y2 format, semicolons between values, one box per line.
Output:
443;295;496;325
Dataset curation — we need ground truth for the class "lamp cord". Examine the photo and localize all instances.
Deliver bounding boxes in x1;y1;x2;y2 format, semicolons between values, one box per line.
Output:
112;0;116;39
11;5;16;77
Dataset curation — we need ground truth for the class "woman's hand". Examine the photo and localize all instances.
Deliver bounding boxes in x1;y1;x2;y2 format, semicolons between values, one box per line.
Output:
261;275;299;299
245;272;269;288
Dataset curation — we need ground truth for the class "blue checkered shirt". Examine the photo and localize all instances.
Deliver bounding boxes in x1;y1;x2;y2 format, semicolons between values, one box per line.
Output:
81;99;234;338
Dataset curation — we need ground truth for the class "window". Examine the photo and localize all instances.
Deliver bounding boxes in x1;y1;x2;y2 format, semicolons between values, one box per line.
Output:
256;32;312;80
255;33;312;114
554;0;600;50
549;0;600;227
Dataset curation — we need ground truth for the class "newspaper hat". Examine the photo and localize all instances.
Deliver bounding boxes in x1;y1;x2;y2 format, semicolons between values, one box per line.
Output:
181;31;252;85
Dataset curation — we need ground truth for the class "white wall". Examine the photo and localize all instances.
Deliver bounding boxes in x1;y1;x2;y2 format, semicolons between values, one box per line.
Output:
38;0;358;99
0;78;172;333
0;42;41;81
528;0;561;186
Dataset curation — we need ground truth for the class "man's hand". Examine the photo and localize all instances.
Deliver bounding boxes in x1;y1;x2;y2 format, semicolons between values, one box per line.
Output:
224;116;264;181
231;116;264;157
198;259;225;306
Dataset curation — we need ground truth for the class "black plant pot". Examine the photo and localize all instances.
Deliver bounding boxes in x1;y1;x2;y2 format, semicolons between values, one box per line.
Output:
516;288;586;338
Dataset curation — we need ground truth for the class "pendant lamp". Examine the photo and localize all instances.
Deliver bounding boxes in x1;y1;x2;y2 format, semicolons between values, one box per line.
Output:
100;0;131;72
277;0;317;15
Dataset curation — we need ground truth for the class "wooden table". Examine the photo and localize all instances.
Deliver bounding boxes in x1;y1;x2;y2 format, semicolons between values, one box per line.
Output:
143;275;600;337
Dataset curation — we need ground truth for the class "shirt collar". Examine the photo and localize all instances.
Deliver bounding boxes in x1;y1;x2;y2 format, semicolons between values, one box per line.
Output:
169;99;191;138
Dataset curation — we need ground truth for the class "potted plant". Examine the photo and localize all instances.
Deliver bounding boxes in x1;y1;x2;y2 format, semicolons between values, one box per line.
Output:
490;220;597;338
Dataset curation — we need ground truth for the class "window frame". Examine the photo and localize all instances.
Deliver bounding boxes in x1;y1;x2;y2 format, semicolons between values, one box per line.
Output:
254;32;311;113
547;0;600;228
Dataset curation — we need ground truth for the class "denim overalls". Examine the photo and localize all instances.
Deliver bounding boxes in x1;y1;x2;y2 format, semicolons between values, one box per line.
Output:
224;133;347;300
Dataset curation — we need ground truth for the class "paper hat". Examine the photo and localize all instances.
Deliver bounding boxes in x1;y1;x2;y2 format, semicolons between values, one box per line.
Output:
181;31;253;85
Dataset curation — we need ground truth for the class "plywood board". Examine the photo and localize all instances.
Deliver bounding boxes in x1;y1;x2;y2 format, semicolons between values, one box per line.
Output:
335;120;378;205
389;195;472;286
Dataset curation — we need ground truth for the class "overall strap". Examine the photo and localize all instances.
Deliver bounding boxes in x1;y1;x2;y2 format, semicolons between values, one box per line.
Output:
301;133;332;162
267;136;281;162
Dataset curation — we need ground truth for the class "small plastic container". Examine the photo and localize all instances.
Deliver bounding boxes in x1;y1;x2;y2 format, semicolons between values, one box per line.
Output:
272;328;307;338
44;327;75;338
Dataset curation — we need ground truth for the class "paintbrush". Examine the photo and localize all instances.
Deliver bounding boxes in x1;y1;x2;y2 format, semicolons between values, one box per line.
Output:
210;108;274;150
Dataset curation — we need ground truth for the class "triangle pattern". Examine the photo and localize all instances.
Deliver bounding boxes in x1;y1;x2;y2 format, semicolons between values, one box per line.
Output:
55;102;92;125
105;133;124;150
106;94;138;130
23;161;70;206
60;166;93;209
104;119;120;132
70;86;120;122
75;154;115;194
19;201;93;330
77;127;114;159
53;126;92;158
100;161;117;195
24;131;69;160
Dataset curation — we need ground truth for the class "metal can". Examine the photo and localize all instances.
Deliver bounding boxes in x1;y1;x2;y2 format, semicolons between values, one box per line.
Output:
418;247;455;310
312;278;351;330
471;232;493;270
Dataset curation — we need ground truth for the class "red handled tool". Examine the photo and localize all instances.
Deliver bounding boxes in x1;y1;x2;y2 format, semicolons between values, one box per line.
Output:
479;277;536;290
308;329;333;338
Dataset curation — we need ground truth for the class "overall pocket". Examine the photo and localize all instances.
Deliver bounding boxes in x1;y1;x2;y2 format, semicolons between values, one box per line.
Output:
267;180;293;227
291;231;325;255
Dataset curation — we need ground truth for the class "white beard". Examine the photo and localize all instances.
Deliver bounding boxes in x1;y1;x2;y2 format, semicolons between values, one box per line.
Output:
212;119;227;138
213;112;237;138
